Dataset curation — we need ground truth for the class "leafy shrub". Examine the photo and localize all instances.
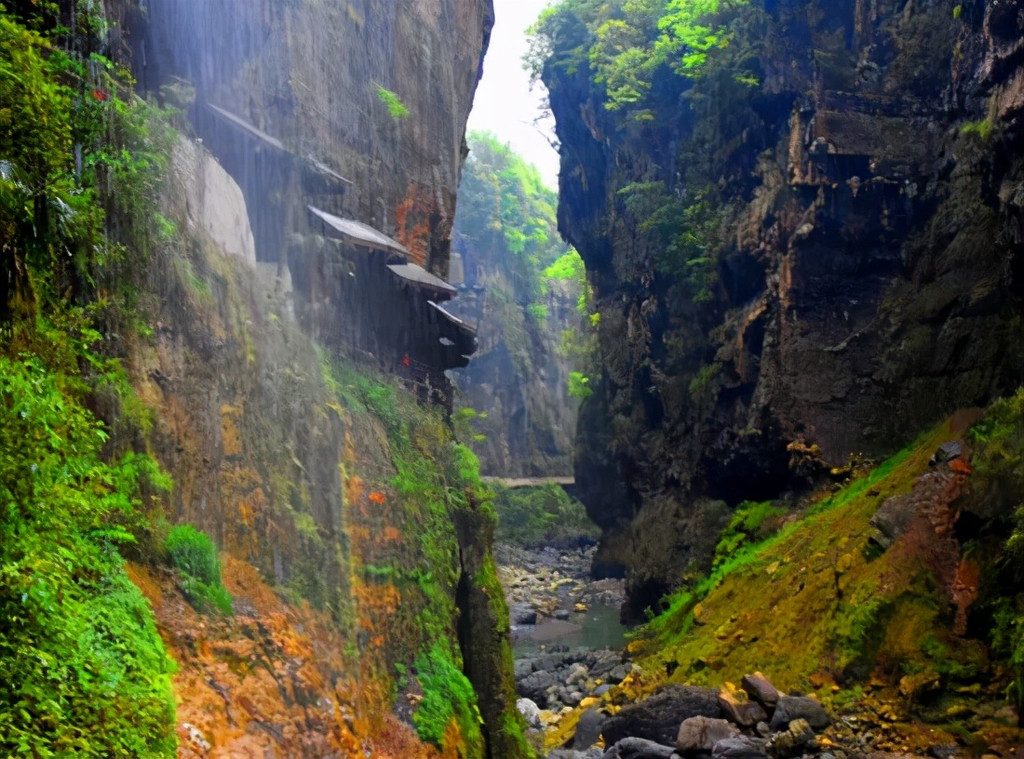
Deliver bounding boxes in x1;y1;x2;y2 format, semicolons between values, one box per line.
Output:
711;499;787;569
413;644;484;755
376;85;409;118
0;356;177;756
568;370;593;400
494;484;599;546
165;524;220;584
971;389;1024;723
164;524;232;614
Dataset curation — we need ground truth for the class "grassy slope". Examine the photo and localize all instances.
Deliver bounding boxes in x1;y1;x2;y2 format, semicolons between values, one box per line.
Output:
631;423;950;693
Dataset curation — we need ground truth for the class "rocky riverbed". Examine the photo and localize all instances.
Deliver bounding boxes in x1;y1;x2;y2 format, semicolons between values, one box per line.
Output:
495;543;634;727
495;544;1022;759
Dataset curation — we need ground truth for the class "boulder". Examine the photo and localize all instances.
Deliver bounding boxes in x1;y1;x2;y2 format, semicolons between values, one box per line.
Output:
550;750;604;759
602;685;722;747
608;663;632;683
740;673;780;708
718;686;767;727
511;604;538;625
676;716;741;754
574;707;607;750
519;669;558;703
566;662;590;686
517;697;542;729
514;658;535;680
769;696;829;731
712;736;770;759
602;737;677;759
929;440;963;466
766;718;814;757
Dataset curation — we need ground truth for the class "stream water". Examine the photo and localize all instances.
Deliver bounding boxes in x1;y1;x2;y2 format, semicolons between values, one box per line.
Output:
511;599;629;656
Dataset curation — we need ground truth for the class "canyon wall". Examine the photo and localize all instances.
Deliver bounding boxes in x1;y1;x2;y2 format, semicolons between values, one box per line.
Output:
541;0;1024;615
117;1;529;755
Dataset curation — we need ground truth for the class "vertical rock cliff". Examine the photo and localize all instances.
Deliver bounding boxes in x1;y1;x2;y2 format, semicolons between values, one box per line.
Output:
108;1;530;756
449;134;582;478
539;0;1024;615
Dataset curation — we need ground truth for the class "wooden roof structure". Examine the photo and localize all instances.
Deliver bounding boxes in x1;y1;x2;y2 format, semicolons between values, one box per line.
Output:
387;263;457;300
207;103;352;191
428;300;475;336
308;206;409;256
207;103;285;151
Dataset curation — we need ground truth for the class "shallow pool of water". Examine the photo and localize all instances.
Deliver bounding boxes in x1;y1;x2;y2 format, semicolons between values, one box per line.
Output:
511;600;629;656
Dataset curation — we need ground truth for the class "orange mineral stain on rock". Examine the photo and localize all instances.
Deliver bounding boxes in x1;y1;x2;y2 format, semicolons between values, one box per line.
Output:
129;558;441;758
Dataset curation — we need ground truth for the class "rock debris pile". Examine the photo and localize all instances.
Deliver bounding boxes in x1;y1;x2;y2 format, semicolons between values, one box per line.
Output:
545;673;835;759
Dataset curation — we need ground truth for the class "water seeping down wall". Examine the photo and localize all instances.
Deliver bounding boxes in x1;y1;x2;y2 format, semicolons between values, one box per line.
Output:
126;0;491;401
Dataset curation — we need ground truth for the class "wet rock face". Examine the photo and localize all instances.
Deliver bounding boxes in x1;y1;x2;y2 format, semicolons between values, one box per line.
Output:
134;0;493;312
124;0;494;576
547;0;1024;610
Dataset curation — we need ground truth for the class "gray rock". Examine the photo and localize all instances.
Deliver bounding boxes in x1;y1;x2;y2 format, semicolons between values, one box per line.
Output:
717;693;767;727
929;440;963;466
595;684;613;697
515;658;535;680
712;736;769;759
676;716;740;754
556;609;572;620
549;750;604;759
608;664;631;683
769;696;829;731
574;707;606;750
603;685;721;747
512;604;539;625
740;673;780;708
602;737;677;759
754;722;771;738
520;670;559;703
517;697;542;729
566;662;590;686
766;718;814;757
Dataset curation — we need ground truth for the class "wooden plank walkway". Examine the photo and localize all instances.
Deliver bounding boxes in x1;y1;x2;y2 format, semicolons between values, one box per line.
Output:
481;476;575;489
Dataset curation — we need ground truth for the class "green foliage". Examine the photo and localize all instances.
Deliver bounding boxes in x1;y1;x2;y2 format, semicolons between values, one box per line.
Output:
992;599;1024;722
711;500;786;570
164;524;232;615
617;181;718;300
568;370;592;400
960;118;994;143
165;524;220;585
544;249;586;281
655;0;736;75
527;302;549;322
413;644;484;754
828;592;890;675
971;389;1024;721
493;484;599;546
459;132;567;307
376;85;409;119
0;355;176;756
0;6;174;330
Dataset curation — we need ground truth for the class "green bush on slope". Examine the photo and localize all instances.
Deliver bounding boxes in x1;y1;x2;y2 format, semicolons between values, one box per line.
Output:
1;5;181;754
493;483;599;546
0;356;176;757
164;524;233;615
971;388;1024;724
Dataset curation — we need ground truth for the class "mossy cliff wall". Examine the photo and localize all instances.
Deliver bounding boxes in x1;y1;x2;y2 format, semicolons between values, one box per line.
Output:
541;0;1024;614
113;1;527;755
